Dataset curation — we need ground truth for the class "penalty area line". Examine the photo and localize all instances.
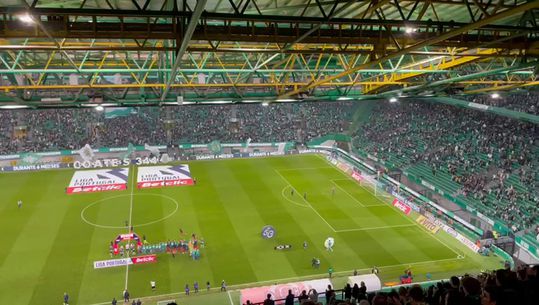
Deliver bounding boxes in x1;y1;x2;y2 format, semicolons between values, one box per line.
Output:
274;169;337;232
281;186;309;208
330;179;365;207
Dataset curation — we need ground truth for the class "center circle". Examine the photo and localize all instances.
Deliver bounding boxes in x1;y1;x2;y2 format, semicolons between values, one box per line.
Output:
81;193;179;229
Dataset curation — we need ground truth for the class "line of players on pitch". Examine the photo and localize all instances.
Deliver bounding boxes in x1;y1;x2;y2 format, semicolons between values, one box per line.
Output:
110;232;205;260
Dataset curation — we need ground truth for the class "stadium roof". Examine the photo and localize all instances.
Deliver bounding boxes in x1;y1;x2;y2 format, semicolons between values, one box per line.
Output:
0;0;538;107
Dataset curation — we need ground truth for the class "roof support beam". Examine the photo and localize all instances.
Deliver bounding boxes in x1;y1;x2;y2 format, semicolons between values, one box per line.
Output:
20;1;81;73
160;0;207;102
382;61;539;96
278;0;539;98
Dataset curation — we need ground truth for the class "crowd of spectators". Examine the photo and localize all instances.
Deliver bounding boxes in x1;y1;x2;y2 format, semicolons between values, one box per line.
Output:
252;265;539;305
0;98;537;232
0;101;354;154
464;92;539;115
352;100;538;232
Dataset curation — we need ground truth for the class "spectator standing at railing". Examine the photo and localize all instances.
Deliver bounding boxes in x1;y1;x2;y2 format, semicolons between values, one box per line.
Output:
352;283;360;302
298;290;309;304
263;293;275;305
308;288;319;303
325;284;335;305
284;290;294;305
344;283;352;302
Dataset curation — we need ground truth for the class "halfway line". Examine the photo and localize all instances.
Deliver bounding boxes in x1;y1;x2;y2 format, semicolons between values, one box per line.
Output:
125;165;136;290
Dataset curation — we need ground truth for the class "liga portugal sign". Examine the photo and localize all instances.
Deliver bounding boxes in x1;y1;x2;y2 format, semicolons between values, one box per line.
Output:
67;168;129;194
93;255;157;269
137;165;194;189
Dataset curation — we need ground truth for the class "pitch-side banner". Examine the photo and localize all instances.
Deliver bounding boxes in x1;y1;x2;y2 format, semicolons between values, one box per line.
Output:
416;215;441;234
241;279;331;305
392;198;411;215
67;168;129;194
137;165;194;189
93;255;157;269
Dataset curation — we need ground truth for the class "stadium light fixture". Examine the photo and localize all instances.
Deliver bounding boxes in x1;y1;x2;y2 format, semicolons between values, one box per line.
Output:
95;105;104;111
337;97;354;101
405;27;416;34
18;13;34;24
262;102;270;107
164;101;195;105
0;104;29;109
275;98;296;102
491;93;500;99
389;97;398;103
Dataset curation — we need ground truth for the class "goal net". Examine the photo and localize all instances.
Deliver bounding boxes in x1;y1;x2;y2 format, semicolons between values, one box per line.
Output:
359;174;392;202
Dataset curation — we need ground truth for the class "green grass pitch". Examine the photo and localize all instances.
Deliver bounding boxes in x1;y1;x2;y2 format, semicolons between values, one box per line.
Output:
0;154;502;305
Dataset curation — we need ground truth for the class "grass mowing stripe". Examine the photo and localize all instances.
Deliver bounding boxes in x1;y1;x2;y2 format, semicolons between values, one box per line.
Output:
0;172;47;267
27;188;98;305
0;155;502;304
189;161;258;285
0;172;72;305
233;159;329;279
128;188;175;299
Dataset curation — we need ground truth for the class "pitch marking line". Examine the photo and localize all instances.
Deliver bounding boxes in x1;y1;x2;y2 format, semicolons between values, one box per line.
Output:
125;165;136;290
281;186;309;208
318;155;464;258
227;290;235;305
274;169;337;232
330;179;386;207
355;182;463;257
278;166;333;172
88;256;465;305
335;224;416;233
157;300;177;305
330;179;365;207
357;182;463;258
80;193;179;229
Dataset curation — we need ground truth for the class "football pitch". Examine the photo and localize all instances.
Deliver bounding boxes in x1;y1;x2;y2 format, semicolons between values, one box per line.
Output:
0;154;501;305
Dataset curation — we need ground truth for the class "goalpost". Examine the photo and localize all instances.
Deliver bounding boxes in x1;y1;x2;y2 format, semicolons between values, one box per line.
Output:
359;174;393;202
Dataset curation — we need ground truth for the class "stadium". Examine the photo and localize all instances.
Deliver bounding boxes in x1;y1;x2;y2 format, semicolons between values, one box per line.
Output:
0;1;538;305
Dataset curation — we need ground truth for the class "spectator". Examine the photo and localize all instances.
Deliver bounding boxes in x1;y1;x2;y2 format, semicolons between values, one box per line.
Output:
325;284;335;305
481;286;500;305
285;289;294;305
352;283;361;302
308;288;319;303
344;283;352;301
298;290;309;304
263;293;275;305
